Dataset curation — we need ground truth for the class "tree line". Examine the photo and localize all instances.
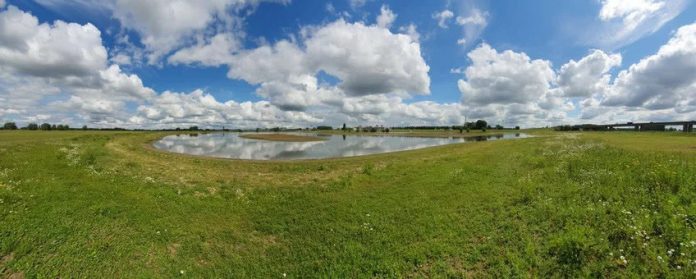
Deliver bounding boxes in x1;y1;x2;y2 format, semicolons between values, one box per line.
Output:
1;122;89;131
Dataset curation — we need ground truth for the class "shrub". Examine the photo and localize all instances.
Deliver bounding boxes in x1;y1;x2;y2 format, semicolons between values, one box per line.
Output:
475;120;487;130
3;122;18;130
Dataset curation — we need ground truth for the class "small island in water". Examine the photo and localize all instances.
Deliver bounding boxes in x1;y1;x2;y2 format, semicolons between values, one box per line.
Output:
239;133;326;142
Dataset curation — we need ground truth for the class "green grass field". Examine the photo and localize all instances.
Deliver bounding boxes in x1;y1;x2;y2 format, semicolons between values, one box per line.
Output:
1;130;695;277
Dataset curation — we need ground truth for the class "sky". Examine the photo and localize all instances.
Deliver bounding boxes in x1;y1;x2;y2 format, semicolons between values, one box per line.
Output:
0;0;694;129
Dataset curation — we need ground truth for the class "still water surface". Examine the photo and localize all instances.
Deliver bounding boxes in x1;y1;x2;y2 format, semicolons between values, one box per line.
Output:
153;133;530;160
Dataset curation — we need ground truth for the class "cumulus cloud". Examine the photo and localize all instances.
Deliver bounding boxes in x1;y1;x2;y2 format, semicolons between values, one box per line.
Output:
376;5;396;29
603;22;696;111
168;33;241;66
458;44;555;105
33;0;282;64
558;50;622;97
0;6;154;125
226;18;430;111
456;44;575;126
0;6;107;78
433;10;454;28
304;20;430;97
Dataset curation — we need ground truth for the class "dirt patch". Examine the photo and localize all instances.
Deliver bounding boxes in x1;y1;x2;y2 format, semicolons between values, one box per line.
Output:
1;253;24;279
168;243;181;256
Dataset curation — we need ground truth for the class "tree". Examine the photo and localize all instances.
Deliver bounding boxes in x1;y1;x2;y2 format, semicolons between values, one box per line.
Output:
82;125;88;130
495;125;503;130
475;120;488;130
27;123;39;130
3;122;18;130
189;126;199;131
515;126;520;130
40;123;51;130
342;123;347;131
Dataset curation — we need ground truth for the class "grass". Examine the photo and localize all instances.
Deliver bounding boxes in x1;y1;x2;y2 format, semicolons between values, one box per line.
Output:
0;130;695;277
239;133;327;142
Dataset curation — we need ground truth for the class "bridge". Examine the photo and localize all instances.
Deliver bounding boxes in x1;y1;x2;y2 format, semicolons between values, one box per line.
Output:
600;121;694;132
560;121;695;132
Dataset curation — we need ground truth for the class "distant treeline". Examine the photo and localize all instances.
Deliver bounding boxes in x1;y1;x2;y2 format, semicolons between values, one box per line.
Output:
2;119;522;132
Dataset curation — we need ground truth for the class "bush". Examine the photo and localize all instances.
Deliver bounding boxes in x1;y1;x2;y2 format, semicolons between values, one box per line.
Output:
3;122;18;130
27;123;39;130
475;120;488;130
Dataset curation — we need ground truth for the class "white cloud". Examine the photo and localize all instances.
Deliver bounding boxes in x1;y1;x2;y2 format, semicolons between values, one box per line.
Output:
349;0;367;9
599;0;665;23
304;20;430;97
226;19;430;112
455;44;575;126
558;50;622;97
456;9;487;26
458;44;555;105
593;0;688;49
0;6;155;125
0;0;5;8
0;5;107;78
602;22;696;111
376;5;396;29
168;33;241;66
433;10;454;28
399;24;420;42
454;8;488;48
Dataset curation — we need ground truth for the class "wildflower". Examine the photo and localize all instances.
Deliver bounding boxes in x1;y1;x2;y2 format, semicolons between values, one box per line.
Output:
180;270;185;275
283;273;287;277
657;256;663;262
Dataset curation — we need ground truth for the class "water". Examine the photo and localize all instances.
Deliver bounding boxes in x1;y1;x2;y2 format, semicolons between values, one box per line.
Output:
153;133;531;160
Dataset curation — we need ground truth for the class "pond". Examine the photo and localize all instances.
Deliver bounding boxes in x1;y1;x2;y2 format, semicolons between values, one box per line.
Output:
153;133;531;161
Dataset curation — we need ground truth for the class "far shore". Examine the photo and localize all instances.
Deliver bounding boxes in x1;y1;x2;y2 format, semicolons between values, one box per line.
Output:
239;133;327;142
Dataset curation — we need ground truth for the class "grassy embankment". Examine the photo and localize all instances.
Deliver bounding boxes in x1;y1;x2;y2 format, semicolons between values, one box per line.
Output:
239;133;327;142
0;130;695;277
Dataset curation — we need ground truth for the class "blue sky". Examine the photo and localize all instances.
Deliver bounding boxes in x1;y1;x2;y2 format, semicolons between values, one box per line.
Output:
0;0;695;128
